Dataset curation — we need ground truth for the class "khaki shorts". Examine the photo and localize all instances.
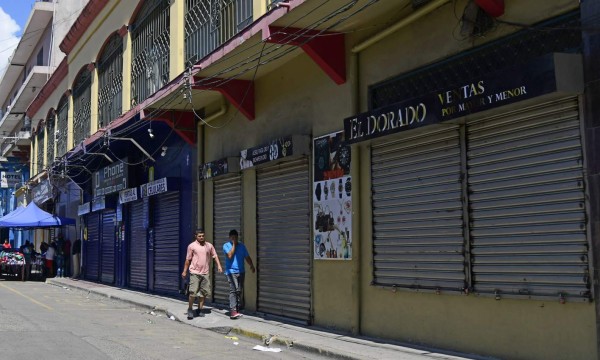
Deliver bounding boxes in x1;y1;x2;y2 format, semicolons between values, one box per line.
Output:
189;273;211;298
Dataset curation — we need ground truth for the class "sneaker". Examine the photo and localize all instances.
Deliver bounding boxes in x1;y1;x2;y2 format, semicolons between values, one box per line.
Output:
195;309;205;317
230;310;243;319
187;309;194;320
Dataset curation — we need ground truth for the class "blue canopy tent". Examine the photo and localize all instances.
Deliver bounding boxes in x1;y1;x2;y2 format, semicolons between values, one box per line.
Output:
0;205;27;222
0;202;75;228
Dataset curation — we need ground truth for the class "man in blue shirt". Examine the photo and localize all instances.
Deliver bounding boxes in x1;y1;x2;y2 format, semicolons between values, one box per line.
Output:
223;229;255;319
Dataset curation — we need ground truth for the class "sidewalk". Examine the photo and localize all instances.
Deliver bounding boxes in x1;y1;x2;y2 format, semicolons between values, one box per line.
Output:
46;277;484;360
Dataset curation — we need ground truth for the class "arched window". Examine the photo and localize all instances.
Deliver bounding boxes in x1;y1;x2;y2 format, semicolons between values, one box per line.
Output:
46;109;56;164
98;34;124;127
73;68;92;146
131;0;170;105
36;126;45;174
185;0;252;66
56;95;69;157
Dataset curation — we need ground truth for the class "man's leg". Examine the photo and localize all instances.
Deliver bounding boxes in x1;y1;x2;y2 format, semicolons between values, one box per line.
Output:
226;274;238;313
238;273;245;311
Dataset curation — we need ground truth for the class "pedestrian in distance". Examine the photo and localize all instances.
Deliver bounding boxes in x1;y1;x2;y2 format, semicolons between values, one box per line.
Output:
181;229;222;320
3;239;11;249
223;229;255;319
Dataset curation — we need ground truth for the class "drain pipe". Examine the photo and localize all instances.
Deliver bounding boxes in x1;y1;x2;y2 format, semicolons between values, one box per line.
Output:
351;0;451;53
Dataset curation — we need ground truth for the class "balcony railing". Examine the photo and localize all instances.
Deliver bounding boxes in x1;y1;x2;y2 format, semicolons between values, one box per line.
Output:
72;70;91;146
98;34;124;128
56;97;68;158
185;0;253;66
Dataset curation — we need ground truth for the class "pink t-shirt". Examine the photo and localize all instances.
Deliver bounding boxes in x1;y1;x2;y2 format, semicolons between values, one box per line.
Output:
186;241;217;275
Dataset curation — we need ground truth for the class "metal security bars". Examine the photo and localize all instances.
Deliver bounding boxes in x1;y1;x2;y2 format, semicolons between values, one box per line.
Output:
37;130;44;174
73;70;92;146
56;96;69;157
98;34;124;128
131;0;170;105
184;0;253;66
46;114;55;164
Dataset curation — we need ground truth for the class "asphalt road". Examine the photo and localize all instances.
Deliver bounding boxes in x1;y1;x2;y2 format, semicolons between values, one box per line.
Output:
0;279;326;360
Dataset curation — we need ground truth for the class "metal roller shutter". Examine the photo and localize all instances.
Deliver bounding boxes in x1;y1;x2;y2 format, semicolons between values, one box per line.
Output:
257;158;311;322
153;192;180;295
371;126;467;291
129;201;147;289
467;97;591;300
101;210;116;284
85;212;101;281
213;175;242;305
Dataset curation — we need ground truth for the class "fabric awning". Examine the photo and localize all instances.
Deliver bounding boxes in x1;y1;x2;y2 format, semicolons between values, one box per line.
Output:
0;202;75;228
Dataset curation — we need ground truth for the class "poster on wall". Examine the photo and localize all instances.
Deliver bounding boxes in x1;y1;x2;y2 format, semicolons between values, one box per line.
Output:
313;131;352;260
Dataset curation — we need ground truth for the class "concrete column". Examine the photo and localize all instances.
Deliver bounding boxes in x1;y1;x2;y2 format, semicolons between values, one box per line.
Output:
243;168;257;311
90;67;99;134
67;94;74;150
122;31;132;112
169;0;185;80
253;0;268;21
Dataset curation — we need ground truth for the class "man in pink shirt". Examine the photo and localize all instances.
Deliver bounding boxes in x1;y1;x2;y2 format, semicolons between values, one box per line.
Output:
181;229;222;320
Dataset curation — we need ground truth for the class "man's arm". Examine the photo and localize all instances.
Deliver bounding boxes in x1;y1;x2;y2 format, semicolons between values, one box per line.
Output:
245;256;255;273
225;242;236;259
181;259;191;278
214;255;223;273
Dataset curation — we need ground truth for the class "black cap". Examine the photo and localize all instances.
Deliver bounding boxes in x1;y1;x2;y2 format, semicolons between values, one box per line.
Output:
195;228;205;234
229;229;238;237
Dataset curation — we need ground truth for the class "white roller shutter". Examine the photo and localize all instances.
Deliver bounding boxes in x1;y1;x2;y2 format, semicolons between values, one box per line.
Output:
371;125;467;291
256;158;311;323
213;175;242;305
467;97;591;301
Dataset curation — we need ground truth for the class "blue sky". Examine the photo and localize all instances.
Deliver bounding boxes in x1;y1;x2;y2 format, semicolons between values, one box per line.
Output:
0;1;36;72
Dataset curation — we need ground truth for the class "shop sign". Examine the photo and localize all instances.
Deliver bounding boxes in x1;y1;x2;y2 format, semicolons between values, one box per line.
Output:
0;172;21;188
240;135;310;169
344;53;581;144
92;196;106;212
32;179;52;204
119;187;138;204
78;202;91;216
200;157;240;180
140;177;168;197
93;161;128;198
313;131;352;260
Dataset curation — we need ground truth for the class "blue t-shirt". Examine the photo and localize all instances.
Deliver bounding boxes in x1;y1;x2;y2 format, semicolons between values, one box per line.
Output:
223;241;249;275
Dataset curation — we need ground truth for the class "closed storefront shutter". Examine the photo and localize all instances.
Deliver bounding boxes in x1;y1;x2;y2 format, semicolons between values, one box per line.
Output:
256;158;311;322
129;201;147;289
101;210;116;284
85;212;101;281
467;97;591;300
153;192;180;295
371;126;467;291
213;175;242;305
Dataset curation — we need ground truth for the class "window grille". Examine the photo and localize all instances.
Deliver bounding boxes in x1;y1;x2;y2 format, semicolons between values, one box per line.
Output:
37;130;44;174
184;0;253;66
56;96;69;157
46;113;55;164
131;0;170;105
73;70;92;146
98;34;124;128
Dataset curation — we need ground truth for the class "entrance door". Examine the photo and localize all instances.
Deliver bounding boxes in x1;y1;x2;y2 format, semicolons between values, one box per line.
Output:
100;210;116;284
84;212;101;281
128;201;147;290
153;192;180;295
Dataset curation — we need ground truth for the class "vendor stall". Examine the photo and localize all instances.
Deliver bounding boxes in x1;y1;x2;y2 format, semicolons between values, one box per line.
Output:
0;249;25;280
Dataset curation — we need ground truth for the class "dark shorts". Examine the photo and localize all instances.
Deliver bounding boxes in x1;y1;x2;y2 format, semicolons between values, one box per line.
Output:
189;273;211;298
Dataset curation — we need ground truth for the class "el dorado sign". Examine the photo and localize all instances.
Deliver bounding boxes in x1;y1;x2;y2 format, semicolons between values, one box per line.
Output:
344;53;582;144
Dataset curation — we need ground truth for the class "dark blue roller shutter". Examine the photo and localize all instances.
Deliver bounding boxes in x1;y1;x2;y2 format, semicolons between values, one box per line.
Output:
85;212;101;281
101;210;116;284
129;201;147;289
153;192;180;295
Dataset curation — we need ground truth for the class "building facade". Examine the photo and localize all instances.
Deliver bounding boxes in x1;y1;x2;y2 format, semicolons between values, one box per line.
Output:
23;1;600;359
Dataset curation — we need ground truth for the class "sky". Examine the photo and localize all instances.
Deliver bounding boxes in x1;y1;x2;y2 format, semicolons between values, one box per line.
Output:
0;1;35;73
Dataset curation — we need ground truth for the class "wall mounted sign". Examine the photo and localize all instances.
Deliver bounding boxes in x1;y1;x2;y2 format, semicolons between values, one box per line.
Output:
140;177;168;197
93;160;128;197
77;202;91;216
119;187;138;204
1;172;21;188
32;179;53;205
344;53;583;144
240;135;310;170
200;157;240;180
92;196;106;212
313;131;352;260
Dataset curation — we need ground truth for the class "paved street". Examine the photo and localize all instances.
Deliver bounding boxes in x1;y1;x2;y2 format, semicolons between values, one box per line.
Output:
0;279;326;360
